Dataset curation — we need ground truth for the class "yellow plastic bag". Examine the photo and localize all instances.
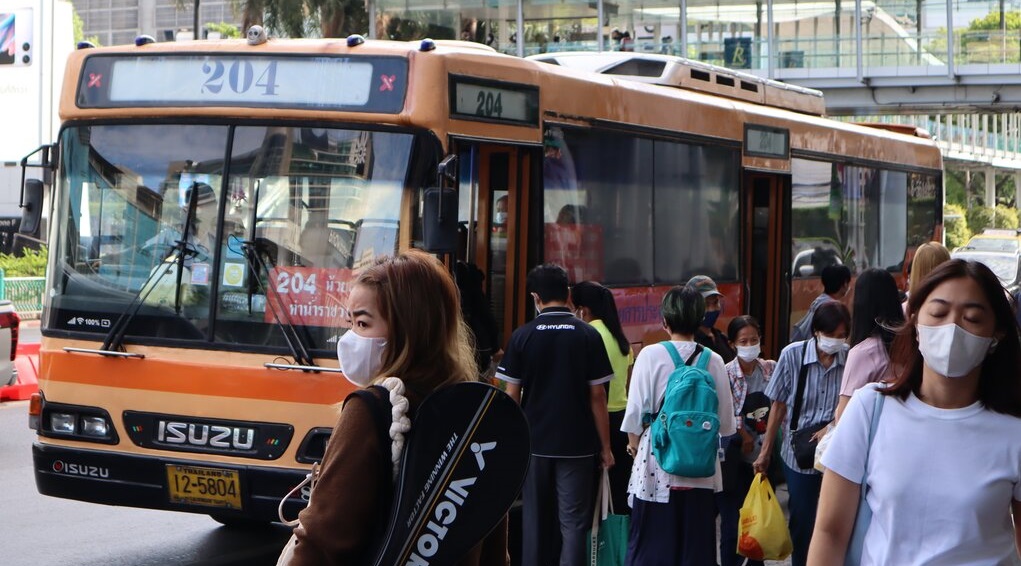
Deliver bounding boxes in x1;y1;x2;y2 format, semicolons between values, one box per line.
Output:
738;473;793;561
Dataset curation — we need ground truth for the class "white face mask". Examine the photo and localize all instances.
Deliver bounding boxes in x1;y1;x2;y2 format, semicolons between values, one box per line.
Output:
917;323;994;378
494;211;508;224
336;330;387;387
736;344;760;362
816;335;846;355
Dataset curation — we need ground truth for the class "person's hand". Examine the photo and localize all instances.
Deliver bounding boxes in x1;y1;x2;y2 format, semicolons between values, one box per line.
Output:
601;447;615;469
753;451;771;475
811;423;831;443
491;349;504;365
625;443;638;459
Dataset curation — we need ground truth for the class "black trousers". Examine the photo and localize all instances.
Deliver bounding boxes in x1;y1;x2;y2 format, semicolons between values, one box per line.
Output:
521;455;597;566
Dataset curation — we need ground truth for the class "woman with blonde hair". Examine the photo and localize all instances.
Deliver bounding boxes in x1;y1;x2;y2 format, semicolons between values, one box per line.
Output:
905;242;950;306
285;250;507;565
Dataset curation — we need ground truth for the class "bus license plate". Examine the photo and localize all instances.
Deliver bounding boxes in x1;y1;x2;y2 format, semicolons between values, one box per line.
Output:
166;464;242;509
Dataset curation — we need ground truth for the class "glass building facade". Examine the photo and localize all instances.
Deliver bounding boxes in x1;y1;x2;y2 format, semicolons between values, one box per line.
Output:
73;1;1021;76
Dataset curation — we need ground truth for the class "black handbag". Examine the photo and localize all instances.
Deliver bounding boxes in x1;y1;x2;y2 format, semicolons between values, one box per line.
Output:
789;344;827;470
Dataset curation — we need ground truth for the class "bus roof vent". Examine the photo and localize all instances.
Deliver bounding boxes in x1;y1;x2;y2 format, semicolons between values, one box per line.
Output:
603;58;667;77
690;68;711;82
527;52;826;116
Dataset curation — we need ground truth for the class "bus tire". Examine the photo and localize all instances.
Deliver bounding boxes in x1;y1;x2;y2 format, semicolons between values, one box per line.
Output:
209;513;272;529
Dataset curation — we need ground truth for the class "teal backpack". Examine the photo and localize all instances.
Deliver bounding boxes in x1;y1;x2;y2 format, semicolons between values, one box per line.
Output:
649;342;720;478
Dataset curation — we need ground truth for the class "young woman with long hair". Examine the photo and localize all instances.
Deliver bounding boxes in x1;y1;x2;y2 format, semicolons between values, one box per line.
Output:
810;259;1021;565
572;281;633;514
285;250;507;565
833;268;904;421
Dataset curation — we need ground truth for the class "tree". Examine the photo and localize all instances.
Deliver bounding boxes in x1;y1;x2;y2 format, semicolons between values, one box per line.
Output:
944;204;971;250
206;22;242;38
72;8;100;46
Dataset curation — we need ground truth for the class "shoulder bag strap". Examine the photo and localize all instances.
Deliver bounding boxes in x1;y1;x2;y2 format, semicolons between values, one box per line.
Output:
860;390;886;484
789;343;810;433
347;385;398;556
684;343;704;366
347;386;395;481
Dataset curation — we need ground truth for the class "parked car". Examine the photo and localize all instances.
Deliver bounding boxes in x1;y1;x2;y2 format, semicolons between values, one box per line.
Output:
951;249;1021;295
957;229;1021;254
0;300;20;386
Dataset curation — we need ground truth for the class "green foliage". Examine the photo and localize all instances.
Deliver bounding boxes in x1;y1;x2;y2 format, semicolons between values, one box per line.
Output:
944;204;971;250
0;248;47;278
206;22;242;38
72;8;100;46
966;206;996;235
994;205;1020;229
968;11;1021;31
945;170;966;207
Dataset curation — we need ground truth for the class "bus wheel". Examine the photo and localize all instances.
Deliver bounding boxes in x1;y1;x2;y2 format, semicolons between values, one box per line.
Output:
209;514;272;529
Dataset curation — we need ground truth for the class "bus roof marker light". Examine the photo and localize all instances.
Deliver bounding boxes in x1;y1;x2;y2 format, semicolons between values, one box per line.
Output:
346;34;365;47
419;38;436;52
247;25;268;46
76;41;96;50
135;35;156;47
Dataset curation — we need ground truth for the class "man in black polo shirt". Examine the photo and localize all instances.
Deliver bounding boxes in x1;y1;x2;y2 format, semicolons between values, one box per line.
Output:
497;264;614;566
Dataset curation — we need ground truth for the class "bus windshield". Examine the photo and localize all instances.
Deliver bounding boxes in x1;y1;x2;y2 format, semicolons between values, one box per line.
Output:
49;123;413;353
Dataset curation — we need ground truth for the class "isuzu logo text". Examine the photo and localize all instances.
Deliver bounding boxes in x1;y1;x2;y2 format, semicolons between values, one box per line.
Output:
156;421;256;450
52;460;110;478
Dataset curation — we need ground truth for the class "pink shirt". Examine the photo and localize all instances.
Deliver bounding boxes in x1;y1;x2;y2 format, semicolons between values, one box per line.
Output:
839;335;894;397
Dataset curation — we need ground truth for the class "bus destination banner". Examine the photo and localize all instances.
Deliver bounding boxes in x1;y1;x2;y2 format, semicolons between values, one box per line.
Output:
77;54;408;113
264;266;353;328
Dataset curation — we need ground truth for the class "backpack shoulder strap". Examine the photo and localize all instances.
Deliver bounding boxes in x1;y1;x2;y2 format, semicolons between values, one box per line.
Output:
660;341;684;368
344;386;394;480
687;344;711;370
343;385;397;555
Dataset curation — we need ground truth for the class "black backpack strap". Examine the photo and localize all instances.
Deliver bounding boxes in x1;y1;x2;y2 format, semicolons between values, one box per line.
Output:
789;343;810;433
343;385;396;552
684;344;704;366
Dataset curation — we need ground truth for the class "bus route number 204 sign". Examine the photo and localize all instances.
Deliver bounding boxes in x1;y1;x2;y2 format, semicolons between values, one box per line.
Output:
264;267;354;328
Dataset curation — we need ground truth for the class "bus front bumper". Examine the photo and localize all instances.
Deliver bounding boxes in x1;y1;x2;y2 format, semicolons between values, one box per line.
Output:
33;442;308;523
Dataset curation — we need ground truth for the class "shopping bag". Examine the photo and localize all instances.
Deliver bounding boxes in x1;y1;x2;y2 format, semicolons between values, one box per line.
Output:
815;422;836;472
587;469;630;566
738;473;793;561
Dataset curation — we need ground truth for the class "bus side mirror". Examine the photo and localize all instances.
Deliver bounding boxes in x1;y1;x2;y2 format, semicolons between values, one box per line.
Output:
20;179;43;236
422;187;458;253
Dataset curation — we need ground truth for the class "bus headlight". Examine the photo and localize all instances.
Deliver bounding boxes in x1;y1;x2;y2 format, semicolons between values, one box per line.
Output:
38;401;120;445
50;412;77;434
81;416;110;438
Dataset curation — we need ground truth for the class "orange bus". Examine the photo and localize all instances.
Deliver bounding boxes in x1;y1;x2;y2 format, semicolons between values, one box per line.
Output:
25;35;941;524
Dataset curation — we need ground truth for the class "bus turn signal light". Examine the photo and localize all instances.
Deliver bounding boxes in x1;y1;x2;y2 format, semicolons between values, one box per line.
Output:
28;392;42;430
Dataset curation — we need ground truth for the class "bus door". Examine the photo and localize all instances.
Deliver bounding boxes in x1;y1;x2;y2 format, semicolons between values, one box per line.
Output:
743;172;790;359
454;143;532;345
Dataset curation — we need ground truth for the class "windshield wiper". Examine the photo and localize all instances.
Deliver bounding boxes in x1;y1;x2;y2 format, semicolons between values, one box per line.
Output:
96;185;201;355
241;238;317;369
241;179;318;369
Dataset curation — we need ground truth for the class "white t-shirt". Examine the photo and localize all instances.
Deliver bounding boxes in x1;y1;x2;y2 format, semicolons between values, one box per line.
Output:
822;384;1021;566
621;341;736;502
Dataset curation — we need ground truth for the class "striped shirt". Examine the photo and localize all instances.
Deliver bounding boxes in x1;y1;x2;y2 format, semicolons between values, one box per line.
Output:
764;338;846;475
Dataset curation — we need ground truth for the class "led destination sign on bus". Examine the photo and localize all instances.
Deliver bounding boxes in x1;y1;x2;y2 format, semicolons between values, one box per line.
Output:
450;76;539;126
77;54;407;112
